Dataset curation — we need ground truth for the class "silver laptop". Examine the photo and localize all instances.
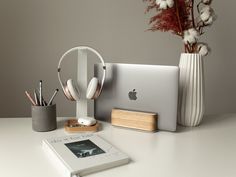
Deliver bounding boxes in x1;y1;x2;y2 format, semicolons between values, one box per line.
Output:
94;63;179;131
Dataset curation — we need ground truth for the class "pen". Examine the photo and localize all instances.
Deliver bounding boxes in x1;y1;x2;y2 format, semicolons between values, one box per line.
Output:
39;80;42;106
48;89;59;105
36;89;47;106
25;91;36;106
42;97;47;106
34;90;38;106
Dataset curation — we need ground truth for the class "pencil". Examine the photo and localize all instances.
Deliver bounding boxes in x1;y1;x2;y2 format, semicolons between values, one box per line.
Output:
25;91;36;106
34;90;38;106
48;89;59;105
39;80;42;106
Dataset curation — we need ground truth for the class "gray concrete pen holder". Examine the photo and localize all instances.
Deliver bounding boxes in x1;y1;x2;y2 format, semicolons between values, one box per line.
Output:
31;104;57;132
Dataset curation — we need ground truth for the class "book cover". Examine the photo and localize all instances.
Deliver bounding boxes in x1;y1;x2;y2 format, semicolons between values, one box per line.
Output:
42;134;129;177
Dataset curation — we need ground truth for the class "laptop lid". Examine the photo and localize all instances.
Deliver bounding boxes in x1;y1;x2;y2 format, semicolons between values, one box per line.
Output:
94;63;179;131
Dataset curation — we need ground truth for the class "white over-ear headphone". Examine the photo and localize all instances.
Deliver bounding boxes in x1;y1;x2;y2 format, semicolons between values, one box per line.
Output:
57;46;106;101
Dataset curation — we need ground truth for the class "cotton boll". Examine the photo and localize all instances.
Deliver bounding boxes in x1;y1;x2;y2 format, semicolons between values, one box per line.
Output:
200;10;211;22
200;6;211;21
205;10;217;25
200;5;215;23
156;0;166;9
156;0;174;10
188;28;199;38
199;46;208;56
159;2;168;9
198;44;210;56
187;35;197;44
201;8;216;25
183;29;199;44
183;30;190;44
166;0;174;8
183;33;197;44
204;16;213;25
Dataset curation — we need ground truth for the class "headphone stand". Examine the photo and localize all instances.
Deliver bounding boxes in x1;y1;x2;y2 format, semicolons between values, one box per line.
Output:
76;49;94;119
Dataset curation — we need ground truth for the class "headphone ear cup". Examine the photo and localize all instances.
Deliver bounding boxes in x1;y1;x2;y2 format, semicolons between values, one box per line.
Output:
86;77;99;99
63;82;74;101
67;79;80;101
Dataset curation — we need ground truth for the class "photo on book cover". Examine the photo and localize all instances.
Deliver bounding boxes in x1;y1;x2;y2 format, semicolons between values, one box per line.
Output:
65;139;105;158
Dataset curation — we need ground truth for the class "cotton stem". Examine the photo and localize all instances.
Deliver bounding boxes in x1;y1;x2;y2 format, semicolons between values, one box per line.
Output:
191;0;195;28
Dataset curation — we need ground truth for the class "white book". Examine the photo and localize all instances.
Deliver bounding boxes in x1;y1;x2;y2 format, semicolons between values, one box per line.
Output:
42;134;129;177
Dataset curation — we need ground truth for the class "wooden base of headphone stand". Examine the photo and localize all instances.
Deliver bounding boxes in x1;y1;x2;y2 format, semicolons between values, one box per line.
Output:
64;119;99;133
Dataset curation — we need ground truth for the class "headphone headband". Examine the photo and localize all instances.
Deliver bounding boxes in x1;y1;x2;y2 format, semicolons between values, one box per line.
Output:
57;46;106;99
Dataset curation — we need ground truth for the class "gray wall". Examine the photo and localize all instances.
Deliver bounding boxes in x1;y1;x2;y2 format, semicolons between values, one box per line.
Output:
0;0;235;117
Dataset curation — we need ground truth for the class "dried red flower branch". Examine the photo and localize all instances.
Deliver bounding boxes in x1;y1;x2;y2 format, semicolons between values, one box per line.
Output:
143;0;216;56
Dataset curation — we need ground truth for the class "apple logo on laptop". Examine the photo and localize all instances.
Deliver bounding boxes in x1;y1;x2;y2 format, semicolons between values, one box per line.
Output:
128;89;137;100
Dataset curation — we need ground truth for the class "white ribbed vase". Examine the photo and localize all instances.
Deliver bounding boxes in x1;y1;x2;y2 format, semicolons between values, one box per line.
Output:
178;53;205;127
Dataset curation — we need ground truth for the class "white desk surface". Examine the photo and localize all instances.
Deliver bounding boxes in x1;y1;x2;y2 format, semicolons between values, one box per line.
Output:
0;115;236;177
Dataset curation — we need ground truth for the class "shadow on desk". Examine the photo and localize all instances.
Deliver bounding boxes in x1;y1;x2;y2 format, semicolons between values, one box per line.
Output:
57;119;66;129
176;113;236;133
